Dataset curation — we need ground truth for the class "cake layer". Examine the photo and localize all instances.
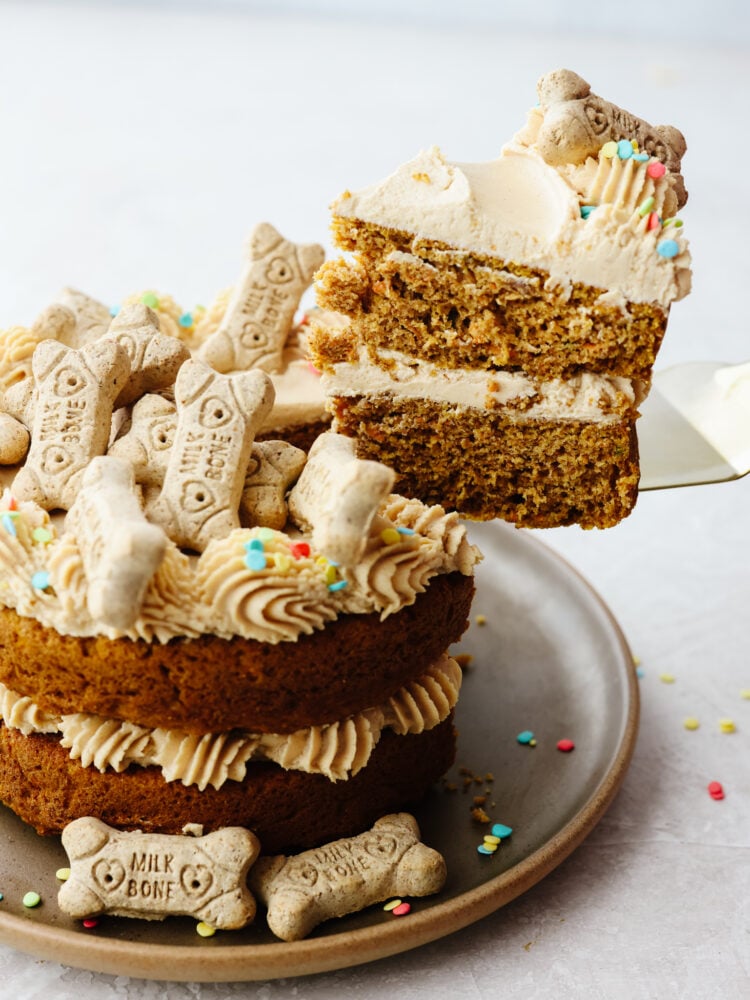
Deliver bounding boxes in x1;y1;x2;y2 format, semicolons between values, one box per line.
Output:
0;572;474;734
317;226;668;382
0;717;457;853
329;395;639;528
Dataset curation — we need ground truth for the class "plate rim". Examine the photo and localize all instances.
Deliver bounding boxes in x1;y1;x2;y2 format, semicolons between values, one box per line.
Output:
0;525;639;982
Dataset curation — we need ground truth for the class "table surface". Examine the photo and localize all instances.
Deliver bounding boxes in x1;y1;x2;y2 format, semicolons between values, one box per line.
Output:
0;3;748;998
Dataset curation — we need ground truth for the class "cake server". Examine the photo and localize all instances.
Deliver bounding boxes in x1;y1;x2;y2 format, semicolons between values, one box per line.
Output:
637;361;750;490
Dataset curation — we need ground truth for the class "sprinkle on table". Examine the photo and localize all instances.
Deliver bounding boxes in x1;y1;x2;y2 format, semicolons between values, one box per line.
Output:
659;673;676;684
718;718;736;734
741;689;750;700
683;717;700;731
475;614;487;626
22;891;41;908
708;781;725;801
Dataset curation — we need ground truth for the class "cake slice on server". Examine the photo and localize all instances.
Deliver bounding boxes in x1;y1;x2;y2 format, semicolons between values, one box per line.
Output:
311;69;691;528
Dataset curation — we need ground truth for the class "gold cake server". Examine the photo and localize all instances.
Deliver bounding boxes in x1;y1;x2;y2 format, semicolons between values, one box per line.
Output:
638;361;750;490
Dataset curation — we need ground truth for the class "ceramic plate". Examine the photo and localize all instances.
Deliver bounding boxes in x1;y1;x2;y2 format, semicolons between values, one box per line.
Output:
0;521;638;981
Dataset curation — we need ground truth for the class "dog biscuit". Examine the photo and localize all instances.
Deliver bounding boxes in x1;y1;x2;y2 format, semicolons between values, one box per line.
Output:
31;303;77;344
108;393;177;488
250;813;446;941
104;303;190;408
57;288;113;348
535;69;687;207
59;817;260;929
240;440;307;530
65;456;167;630
198;223;324;374
287;432;395;566
147;359;274;551
11;339;131;510
0;411;30;465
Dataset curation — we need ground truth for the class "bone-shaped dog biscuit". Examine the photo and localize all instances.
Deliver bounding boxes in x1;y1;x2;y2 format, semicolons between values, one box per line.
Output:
0;411;30;465
57;287;113;348
147;359;274;551
108;393;177;488
198;223;324;374
59;817;260;929
31;303;77;344
103;303;190;408
64;456;167;630
535;69;688;208
250;813;446;941
12;339;131;510
287;432;395;566
240;440;307;530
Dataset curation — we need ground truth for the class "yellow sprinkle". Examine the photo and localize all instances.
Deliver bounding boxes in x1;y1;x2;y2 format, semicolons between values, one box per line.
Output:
683;717;700;731
719;718;736;734
475;614;487;626
740;689;750;700
601;140;618;158
632;141;639;152
380;528;401;545
196;921;216;937
383;898;402;911
659;673;675;684
272;553;292;574
481;842;498;853
324;564;338;585
55;867;71;882
632;655;641;666
529;738;537;746
315;555;329;567
483;835;501;845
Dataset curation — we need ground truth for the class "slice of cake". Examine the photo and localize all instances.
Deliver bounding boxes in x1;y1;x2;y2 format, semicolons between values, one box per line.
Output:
311;69;692;528
0;234;479;855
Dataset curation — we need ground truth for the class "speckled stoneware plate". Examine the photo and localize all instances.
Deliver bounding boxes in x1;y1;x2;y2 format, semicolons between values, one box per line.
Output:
0;521;638;982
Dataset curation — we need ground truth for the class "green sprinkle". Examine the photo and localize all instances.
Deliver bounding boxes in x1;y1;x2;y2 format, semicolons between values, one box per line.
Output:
638;196;655;217
141;292;160;308
32;527;53;544
257;527;276;542
23;891;41;908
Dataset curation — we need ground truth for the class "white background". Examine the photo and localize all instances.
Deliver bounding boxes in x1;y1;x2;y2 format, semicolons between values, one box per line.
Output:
0;1;748;997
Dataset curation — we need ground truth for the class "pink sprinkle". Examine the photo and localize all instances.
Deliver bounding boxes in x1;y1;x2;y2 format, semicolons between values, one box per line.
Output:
647;211;661;231
708;781;724;800
82;918;99;929
290;542;310;559
647;161;666;179
392;902;411;916
557;739;575;753
306;361;321;377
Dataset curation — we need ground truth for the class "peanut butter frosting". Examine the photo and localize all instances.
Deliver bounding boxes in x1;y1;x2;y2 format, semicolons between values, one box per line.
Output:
0;654;462;788
0;487;479;643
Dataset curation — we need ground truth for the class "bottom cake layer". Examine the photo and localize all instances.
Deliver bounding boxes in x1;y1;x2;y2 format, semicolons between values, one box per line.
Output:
331;395;640;529
0;716;456;854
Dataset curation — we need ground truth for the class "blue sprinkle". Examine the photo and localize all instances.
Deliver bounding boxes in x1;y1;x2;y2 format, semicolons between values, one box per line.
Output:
516;730;534;745
396;526;416;535
328;579;348;592
636;667;645;678
657;239;680;259
491;822;513;838
617;139;633;160
178;312;193;328
2;513;17;537
327;559;340;567
477;845;495;856
109;304;121;317
244;550;266;571
633;152;650;162
244;538;265;553
580;205;596;220
31;571;50;591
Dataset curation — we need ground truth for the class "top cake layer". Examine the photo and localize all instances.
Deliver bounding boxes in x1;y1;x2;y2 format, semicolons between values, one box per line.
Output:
331;69;690;308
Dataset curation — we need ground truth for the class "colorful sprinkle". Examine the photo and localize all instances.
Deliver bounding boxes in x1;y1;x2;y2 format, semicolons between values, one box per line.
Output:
741;689;750;700
380;528;401;545
1;513;17;536
657;239;680;259
683;717;700;731
323;563;338;585
659;673;676;684
557;738;575;753
383;898;402;911
32;527;53;544
633;152;650;163
647;211;662;231
196;921;216;937
647;161;667;179
663;217;683;228
719;718;736;734
491;822;513;838
141;292;160;309
477;845;495;856
272;552;292;574
601;140;618;158
396;526;416;536
290;542;310;560
55;867;71;882
475;614;486;626
178;312;194;328
483;834;501;845
636;667;645;678
31;571;51;591
708;781;725;801
257;527;275;542
245;538;264;552
392;902;411;916
0;893;3;901
328;579;348;592
109;304;121;317
244;550;266;571
638;196;655;217
82;918;99;929
580;205;596;220
516;730;535;746
617;139;634;160
22;891;41;908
